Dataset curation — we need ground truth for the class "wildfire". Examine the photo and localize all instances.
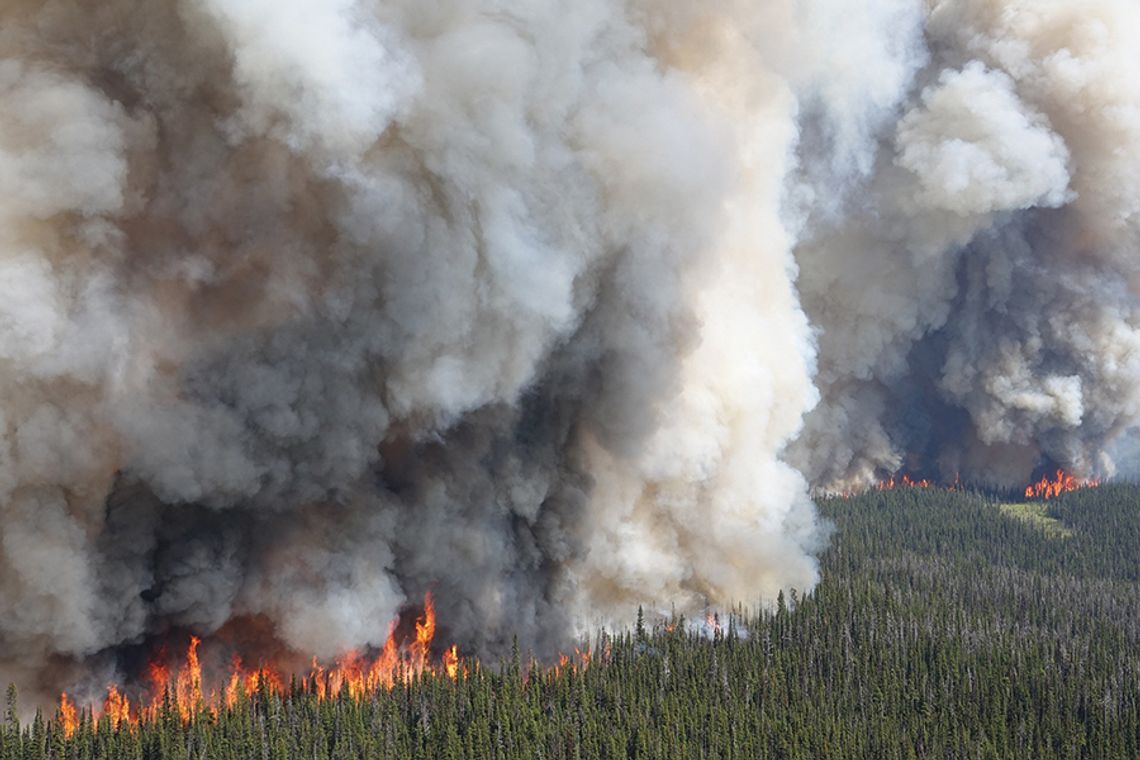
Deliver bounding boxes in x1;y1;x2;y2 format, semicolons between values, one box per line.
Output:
57;592;470;730
57;592;595;733
174;636;203;721
705;611;722;636
550;647;591;679
58;692;77;738
877;474;932;490
842;469;1101;501
102;686;130;730
223;660;282;709
1024;469;1099;500
443;645;460;680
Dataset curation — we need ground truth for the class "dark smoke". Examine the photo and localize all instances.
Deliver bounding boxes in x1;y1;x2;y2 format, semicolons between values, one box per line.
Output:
0;0;1137;701
0;0;824;699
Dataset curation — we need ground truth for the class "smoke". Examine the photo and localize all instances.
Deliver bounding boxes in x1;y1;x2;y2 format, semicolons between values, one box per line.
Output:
0;0;1137;697
789;0;1140;490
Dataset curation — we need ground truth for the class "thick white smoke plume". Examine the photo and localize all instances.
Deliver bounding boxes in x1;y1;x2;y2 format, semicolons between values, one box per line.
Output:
0;0;1137;695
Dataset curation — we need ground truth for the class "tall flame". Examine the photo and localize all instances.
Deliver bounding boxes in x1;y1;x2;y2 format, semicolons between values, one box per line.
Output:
411;592;436;673
1024;469;1099;500
174;636;202;721
102;686;130;730
58;692;77;738
443;645;460;680
53;592;570;730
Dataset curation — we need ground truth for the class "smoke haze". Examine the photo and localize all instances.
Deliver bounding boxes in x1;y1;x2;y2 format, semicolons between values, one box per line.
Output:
0;0;1136;696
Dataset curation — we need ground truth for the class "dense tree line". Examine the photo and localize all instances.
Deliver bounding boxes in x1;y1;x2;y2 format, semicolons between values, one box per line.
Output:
1;485;1137;759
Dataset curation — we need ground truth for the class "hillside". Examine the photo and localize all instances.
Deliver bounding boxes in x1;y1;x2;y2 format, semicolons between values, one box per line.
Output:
4;485;1138;759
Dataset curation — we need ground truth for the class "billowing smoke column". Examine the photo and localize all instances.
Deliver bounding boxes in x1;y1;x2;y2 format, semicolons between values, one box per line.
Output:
789;0;1140;490
0;0;1137;698
0;0;823;696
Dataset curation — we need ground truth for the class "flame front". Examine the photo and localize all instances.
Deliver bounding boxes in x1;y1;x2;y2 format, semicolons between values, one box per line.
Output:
1024;469;1099;500
877;475;933;491
54;590;598;733
841;469;1101;500
56;593;472;730
53;592;595;733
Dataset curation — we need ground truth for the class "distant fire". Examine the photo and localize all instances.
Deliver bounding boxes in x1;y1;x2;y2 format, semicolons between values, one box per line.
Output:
841;469;1100;501
57;592;591;734
876;474;933;490
1024;469;1099;500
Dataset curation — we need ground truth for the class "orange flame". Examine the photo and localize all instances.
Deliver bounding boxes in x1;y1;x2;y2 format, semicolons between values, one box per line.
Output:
58;692;78;738
174;636;202;721
218;657;282;709
1024;469;1099;500
855;469;1099;501
411;592;436;673
443;645;460;680
102;686;130;729
705;610;721;636
876;474;932;491
54;592;605;735
549;647;591;679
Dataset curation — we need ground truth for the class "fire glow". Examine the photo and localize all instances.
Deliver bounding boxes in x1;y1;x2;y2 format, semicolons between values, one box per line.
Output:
54;593;533;737
863;469;1099;500
1024;469;1100;500
876;475;933;490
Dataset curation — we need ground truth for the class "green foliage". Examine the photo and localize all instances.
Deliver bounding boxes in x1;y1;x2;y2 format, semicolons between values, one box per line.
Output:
996;500;1073;538
4;486;1138;759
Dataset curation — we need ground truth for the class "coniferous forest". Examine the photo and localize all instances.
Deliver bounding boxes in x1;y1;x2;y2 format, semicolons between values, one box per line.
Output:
3;484;1138;759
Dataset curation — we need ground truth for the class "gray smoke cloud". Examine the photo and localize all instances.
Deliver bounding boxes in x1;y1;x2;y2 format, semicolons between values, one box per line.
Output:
0;0;1137;697
0;0;823;695
789;0;1140;490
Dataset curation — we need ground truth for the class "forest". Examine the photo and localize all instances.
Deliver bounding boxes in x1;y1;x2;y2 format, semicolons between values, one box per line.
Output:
2;484;1137;759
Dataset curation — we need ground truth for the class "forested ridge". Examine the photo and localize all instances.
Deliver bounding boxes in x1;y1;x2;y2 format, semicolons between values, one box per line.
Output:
3;485;1138;759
